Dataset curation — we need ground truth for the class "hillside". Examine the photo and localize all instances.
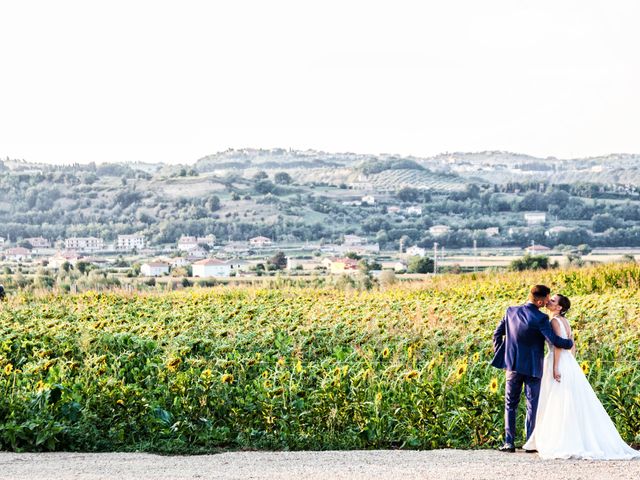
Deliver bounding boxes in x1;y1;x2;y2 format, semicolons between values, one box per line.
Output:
1;149;640;249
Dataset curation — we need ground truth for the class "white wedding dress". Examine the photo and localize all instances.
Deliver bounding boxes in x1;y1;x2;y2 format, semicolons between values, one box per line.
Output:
523;316;640;460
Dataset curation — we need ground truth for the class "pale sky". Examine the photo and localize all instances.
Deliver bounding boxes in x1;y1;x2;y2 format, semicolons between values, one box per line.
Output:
1;1;639;164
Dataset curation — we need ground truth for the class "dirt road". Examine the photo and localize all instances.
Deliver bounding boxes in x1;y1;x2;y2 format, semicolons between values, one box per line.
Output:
1;449;639;480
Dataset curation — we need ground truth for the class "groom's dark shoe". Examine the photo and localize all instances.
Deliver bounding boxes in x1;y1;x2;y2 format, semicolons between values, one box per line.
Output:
498;443;516;453
524;449;537;453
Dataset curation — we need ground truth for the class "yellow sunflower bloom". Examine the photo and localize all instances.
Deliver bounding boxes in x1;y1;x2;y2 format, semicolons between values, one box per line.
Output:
489;377;499;393
581;361;590;375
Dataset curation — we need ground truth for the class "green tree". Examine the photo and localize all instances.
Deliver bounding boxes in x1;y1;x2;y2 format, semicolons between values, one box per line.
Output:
269;251;288;270
407;256;434;273
509;255;555;271
254;180;276;195
397;187;420;202
274;172;293;185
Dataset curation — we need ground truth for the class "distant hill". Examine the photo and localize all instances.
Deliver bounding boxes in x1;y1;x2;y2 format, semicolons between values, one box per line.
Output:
1;149;640;250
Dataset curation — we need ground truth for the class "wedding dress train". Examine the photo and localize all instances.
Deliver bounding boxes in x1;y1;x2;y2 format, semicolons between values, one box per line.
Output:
523;319;640;460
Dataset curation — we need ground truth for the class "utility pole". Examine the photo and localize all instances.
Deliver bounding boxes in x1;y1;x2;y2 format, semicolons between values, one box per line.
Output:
433;242;438;275
473;239;478;273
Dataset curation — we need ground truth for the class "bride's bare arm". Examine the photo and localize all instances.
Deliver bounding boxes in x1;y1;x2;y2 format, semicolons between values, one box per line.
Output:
551;317;563;382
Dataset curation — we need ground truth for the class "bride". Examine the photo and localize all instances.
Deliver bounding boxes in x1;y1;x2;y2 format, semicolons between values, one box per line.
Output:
523;294;640;460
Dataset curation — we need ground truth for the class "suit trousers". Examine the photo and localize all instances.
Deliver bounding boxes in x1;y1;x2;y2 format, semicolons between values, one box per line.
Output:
504;370;541;445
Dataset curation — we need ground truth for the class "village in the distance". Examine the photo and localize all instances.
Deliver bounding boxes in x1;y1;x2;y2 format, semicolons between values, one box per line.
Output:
1;148;640;292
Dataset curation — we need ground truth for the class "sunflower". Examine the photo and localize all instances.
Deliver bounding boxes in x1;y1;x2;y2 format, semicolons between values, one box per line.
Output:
295;360;303;373
166;357;181;372
455;362;467;380
404;370;419;381
472;352;480;363
3;363;13;375
382;347;390;359
221;373;234;384
581;361;590;375
489;377;499;393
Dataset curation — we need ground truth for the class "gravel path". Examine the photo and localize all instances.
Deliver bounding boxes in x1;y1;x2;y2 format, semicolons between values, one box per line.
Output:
1;449;639;480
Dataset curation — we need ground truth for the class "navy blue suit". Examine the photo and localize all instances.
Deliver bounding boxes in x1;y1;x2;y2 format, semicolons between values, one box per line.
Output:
491;302;573;445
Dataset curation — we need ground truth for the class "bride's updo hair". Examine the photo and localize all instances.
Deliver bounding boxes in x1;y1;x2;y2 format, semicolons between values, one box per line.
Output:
557;294;571;315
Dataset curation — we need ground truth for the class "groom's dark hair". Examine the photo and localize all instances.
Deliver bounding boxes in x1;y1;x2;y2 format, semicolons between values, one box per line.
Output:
529;285;551;301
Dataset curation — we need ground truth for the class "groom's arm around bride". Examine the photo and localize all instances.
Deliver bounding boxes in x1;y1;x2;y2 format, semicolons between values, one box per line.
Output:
489;285;573;451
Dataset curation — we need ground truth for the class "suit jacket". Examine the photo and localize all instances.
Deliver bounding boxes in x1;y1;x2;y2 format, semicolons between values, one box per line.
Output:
491;302;574;378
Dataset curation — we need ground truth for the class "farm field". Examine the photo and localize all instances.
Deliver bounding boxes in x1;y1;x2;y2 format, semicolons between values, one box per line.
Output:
0;264;639;453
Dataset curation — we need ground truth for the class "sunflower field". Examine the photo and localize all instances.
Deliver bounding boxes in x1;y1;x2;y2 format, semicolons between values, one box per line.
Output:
1;263;639;452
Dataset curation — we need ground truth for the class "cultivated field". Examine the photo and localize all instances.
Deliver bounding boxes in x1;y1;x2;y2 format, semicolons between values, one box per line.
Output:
0;264;639;452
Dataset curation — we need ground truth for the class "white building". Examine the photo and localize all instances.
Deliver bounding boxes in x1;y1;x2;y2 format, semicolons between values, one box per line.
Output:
337;243;380;255
484;227;500;237
188;247;208;259
5;247;31;261
0;236;5;246
48;251;82;269
192;258;232;277
524;212;546;226
406;245;427;257
545;226;573;236
24;237;50;248
65;237;104;252
249;236;272;248
343;234;366;246
177;234;215;252
429;225;451;237
169;257;190;268
177;236;198;251
223;242;250;254
361;195;375;205
406;206;422;216
141;262;170;277
525;245;551;254
117;234;145;251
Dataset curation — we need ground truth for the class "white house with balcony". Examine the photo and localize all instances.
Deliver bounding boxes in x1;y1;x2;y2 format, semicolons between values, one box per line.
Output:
192;258;232;277
361;195;375;205
117;234;145;251
65;237;104;252
406;206;422;216
141;261;170;277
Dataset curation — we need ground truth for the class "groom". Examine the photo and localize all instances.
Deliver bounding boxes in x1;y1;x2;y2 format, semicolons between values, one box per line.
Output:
491;285;574;452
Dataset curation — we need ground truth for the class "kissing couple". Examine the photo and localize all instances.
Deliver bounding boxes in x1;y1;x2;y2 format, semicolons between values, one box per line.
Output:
491;285;640;460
